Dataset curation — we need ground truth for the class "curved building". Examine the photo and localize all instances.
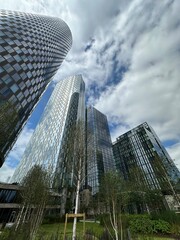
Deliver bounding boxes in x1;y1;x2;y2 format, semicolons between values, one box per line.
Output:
0;10;72;166
11;75;85;185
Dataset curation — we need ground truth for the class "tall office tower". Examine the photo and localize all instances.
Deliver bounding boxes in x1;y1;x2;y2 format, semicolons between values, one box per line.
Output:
0;10;72;166
113;122;180;192
86;106;115;195
11;75;85;186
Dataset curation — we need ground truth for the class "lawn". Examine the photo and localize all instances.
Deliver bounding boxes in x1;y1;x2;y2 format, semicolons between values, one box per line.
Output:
138;236;176;240
38;222;104;239
38;223;177;240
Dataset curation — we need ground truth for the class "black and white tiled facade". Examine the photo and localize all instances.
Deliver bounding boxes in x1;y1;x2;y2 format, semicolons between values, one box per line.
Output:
0;10;72;166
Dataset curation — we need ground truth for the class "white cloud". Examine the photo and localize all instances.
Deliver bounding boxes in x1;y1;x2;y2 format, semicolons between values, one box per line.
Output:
110;123;130;143
0;163;15;183
7;126;34;163
0;0;179;177
94;0;180;143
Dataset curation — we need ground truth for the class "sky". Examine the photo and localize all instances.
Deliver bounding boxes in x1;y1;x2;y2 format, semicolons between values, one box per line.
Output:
0;0;180;182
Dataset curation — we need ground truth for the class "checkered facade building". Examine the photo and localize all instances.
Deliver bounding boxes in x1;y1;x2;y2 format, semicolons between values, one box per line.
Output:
0;10;72;166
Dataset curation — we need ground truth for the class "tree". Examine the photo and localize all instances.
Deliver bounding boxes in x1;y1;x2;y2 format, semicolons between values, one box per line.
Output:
126;166;149;214
56;120;86;240
0;100;19;165
126;165;165;213
70;121;86;240
11;165;50;240
151;154;180;208
55;118;97;239
99;171;127;240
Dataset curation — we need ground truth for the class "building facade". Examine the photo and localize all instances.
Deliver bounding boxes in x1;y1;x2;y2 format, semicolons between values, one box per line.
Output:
113;122;180;192
11;75;85;187
86;106;115;195
0;10;72;166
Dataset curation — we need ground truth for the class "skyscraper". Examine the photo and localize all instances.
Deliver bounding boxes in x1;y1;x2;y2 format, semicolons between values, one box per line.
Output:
113;122;180;192
11;75;85;186
0;10;72;166
86;106;115;195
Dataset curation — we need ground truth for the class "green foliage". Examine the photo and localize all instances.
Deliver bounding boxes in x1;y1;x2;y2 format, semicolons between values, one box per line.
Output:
129;215;153;234
38;222;104;239
8;166;52;240
129;215;170;234
0;229;10;240
85;224;105;239
42;214;65;224
98;229;111;240
145;190;164;209
151;210;180;225
98;213;110;226
99;171;127;211
138;237;173;240
152;220;170;234
5;224;33;240
21;165;50;205
151;210;180;236
170;223;180;235
0;100;19;161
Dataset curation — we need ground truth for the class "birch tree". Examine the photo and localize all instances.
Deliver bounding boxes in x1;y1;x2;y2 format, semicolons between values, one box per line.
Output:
58;118;96;239
152;154;180;207
12;165;50;240
99;171;127;240
57;121;86;240
71;121;86;240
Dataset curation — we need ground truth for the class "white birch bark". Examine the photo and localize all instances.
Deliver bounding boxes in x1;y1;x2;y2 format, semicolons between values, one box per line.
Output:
15;205;25;231
112;200;119;240
72;170;81;240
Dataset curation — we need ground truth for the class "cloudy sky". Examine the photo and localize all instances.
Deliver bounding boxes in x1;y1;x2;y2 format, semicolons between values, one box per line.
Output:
0;0;180;182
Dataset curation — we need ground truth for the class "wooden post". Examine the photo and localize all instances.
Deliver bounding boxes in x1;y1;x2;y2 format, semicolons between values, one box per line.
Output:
63;213;85;239
63;213;68;240
83;213;85;237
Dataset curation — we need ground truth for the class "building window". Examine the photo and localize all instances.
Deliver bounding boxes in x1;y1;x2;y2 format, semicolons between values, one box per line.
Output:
10;83;19;93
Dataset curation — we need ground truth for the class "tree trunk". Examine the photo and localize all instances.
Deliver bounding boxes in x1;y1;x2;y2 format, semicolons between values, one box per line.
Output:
22;204;29;224
72;174;81;240
119;212;123;240
60;188;67;216
15;205;25;231
115;229;119;240
31;204;44;240
109;201;119;240
112;201;119;240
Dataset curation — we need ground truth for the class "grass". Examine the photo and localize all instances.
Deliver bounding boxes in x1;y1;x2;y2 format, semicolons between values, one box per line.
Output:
1;223;177;240
138;236;176;240
38;221;104;238
38;223;178;239
38;223;176;240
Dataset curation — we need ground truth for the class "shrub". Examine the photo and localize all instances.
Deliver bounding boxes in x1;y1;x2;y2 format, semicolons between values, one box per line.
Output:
99;229;111;240
170;223;180;235
129;215;170;234
42;214;65;224
129;215;153;234
0;229;10;240
152;219;170;234
151;210;180;225
97;213;112;226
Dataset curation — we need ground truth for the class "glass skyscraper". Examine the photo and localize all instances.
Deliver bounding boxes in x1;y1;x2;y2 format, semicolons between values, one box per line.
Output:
11;75;85;186
0;10;72;166
86;106;115;195
113;122;180;192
